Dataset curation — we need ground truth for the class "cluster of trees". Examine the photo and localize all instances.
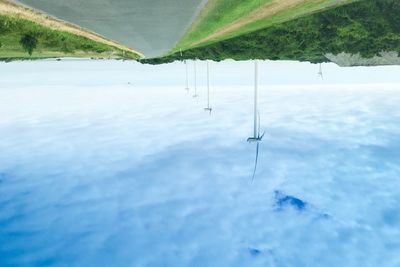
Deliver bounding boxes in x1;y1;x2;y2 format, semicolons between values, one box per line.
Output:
144;0;400;64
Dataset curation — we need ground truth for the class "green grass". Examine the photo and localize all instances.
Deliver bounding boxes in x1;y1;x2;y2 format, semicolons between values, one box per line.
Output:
173;0;357;53
0;14;140;61
174;0;266;52
144;0;400;65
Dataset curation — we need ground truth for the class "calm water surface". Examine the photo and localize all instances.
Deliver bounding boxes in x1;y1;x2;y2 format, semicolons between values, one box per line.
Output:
1;72;400;266
17;0;208;57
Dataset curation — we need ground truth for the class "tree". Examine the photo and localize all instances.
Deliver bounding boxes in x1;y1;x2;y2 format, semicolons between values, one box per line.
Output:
20;33;38;56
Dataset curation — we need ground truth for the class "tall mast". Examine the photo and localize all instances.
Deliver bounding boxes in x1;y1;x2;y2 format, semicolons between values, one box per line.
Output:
254;60;258;138
318;63;323;80
207;61;210;108
193;60;198;97
247;60;264;143
185;60;189;90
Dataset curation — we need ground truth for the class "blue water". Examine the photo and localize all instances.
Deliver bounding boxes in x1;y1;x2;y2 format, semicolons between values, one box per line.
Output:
1;80;400;266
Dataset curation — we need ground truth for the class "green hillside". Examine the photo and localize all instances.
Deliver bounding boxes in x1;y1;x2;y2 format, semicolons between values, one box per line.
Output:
172;0;356;53
0;14;140;61
145;0;400;64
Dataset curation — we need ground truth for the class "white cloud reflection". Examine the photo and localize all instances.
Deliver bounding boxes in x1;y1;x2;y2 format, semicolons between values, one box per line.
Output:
0;60;400;266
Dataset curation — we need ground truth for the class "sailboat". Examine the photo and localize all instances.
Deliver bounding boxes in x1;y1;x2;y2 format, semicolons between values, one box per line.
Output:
179;49;189;91
247;60;265;143
247;60;265;182
193;60;198;98
204;60;212;113
318;63;324;80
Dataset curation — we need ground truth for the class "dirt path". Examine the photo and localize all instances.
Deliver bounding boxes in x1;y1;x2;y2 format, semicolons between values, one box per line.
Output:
193;0;309;46
192;0;326;47
0;0;144;57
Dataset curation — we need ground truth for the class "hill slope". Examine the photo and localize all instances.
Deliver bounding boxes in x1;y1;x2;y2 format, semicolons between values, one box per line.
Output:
172;0;357;53
0;0;142;61
145;0;400;66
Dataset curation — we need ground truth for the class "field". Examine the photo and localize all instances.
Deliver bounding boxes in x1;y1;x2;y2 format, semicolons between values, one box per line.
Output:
172;0;358;53
0;14;140;61
0;0;143;57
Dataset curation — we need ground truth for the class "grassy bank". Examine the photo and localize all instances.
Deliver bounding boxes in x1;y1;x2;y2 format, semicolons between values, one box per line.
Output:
0;14;141;61
144;0;400;65
174;0;264;52
173;0;357;53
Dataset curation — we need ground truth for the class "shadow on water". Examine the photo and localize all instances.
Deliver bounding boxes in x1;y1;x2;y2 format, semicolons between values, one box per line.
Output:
248;247;262;257
274;191;307;212
274;191;333;221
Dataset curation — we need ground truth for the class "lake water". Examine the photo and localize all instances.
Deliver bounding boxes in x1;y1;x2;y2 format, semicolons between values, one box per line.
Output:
16;0;208;57
1;60;400;266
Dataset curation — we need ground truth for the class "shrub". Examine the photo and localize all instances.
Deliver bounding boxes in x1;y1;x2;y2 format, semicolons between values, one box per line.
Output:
20;32;38;55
